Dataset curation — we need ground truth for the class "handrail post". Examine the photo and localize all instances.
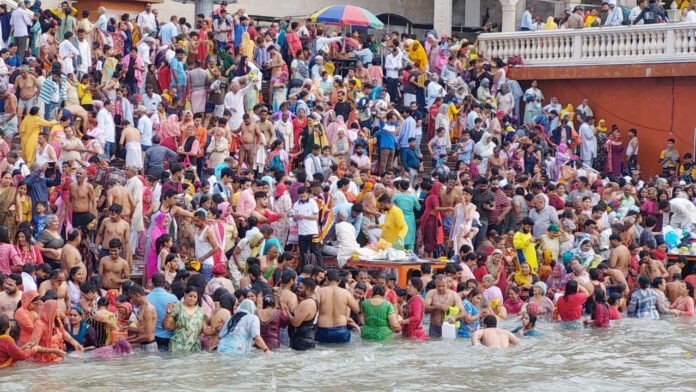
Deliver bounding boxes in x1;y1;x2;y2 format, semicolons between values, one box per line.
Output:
572;34;582;62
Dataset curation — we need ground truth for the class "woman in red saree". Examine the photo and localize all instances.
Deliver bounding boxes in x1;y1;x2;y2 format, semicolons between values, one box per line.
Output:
419;181;445;257
427;99;441;140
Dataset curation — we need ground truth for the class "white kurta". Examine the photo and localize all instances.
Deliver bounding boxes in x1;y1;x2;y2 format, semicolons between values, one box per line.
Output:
224;83;254;130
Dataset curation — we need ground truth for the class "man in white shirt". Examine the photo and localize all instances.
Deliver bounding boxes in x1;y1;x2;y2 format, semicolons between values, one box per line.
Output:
98;100;116;158
685;4;696;23
136;2;158;34
604;0;625;26
136;105;153;151
303;144;323;179
141;85;162;113
520;5;534;30
58;32;80;75
384;47;402;104
75;29;92;78
292;186;323;268
10;2;33;60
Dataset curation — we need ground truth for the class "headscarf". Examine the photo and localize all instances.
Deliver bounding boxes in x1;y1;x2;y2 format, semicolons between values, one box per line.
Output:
218;202;234;225
247;232;264;257
534;281;548;296
235;56;250;77
106;289;119;313
546;261;567;290
20;290;40;311
152;213;170;246
274;183;288;199
67;306;88;344
222;298;256;337
544;17;558;30
408;40;428;71
117;302;133;326
356;181;374;202
596;119;608;133
160;114;181;139
513;263;539;286
239;32;255;59
37;300;60;347
421;181;443;223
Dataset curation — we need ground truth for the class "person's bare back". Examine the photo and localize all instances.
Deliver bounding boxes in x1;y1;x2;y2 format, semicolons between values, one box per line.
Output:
121;125;141;144
316;284;359;328
610;244;631;276
472;327;520;348
107;186;134;216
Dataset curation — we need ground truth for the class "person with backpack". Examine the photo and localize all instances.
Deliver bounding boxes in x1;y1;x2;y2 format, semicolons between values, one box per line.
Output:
633;0;664;24
603;0;625;26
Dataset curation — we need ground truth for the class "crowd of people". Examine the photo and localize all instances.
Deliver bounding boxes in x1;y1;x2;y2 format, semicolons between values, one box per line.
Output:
0;0;696;366
520;0;696;30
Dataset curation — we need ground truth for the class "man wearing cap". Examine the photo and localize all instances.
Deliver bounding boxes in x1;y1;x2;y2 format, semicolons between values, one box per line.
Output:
604;0;625;26
567;6;585;28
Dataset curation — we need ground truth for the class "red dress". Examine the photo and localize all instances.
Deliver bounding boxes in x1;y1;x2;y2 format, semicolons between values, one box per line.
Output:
402;296;427;340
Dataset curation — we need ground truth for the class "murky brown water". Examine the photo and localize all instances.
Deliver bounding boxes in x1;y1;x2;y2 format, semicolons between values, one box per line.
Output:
3;317;695;391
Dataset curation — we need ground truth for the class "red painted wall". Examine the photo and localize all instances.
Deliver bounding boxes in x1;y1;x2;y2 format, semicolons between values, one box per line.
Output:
521;77;696;178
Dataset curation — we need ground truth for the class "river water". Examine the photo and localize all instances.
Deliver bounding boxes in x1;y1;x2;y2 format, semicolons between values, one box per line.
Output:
3;317;695;391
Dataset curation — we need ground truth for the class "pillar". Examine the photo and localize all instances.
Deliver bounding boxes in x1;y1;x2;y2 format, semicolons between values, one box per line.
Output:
433;0;453;36
195;0;215;19
465;0;481;27
500;0;519;32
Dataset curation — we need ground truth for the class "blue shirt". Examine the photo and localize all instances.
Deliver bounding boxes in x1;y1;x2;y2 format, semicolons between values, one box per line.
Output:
168;58;186;87
377;120;397;150
25;169;61;213
158;22;177;45
397;116;417;149
234;23;248;47
147;287;179;338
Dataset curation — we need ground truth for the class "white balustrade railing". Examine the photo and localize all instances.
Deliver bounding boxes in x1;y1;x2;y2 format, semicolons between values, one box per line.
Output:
478;23;696;66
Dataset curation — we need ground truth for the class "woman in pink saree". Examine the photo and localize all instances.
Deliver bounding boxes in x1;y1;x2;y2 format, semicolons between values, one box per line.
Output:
146;214;170;281
158;114;180;152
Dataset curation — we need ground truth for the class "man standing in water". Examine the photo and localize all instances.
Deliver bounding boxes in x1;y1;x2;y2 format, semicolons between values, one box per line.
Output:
127;284;158;353
315;269;361;344
609;234;630;277
425;274;463;338
0;274;22;319
471;315;521;348
287;278;318;351
146;273;178;351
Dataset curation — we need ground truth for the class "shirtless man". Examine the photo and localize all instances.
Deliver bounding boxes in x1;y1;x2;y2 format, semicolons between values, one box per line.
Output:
119;123;143;170
106;180;135;223
640;250;668;281
285;278;318;351
0;85;18;137
315;269;361;344
60;229;86;275
425;274;464;338
127;284;158;353
439;179;458;248
597;262;629;295
0;274;22;319
96;204;132;266
39;270;70;313
471;315;522;348
279;269;299;313
667;257;687;282
237;113;263;173
98;238;131;290
15;66;40;121
68;168;96;229
608;234;631;277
